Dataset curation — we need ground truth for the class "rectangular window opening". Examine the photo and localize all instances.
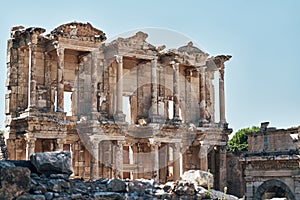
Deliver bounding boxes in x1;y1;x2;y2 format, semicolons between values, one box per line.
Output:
64;91;73;116
122;96;131;124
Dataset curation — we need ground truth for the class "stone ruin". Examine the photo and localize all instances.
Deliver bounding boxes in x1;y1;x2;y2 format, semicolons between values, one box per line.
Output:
240;123;300;200
0;151;239;200
4;22;232;192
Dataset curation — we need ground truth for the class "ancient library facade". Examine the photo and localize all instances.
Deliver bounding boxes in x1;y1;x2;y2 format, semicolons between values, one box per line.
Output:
5;22;232;190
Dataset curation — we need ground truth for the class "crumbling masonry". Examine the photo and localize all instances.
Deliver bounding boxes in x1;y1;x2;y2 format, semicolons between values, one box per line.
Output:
5;22;232;190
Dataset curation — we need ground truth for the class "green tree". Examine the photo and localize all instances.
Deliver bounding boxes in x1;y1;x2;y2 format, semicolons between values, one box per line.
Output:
227;126;259;153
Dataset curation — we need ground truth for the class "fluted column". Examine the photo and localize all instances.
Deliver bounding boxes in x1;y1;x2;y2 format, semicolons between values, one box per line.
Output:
149;140;161;182
199;143;209;171
90;140;99;180
172;143;181;181
55;45;65;112
215;55;231;125
199;66;208;125
219;67;226;124
114;55;125;122
91;52;98;119
26;138;36;160
151;57;158;115
172;62;181;122
115;141;124;179
28;42;37;109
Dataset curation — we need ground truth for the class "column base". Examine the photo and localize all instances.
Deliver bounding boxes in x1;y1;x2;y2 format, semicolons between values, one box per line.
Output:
90;112;99;120
56;107;64;112
172;117;182;126
199;118;209;127
219;121;228;129
114;112;126;122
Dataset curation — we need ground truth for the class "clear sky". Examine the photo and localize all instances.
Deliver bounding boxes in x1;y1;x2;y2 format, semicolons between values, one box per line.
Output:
0;0;299;132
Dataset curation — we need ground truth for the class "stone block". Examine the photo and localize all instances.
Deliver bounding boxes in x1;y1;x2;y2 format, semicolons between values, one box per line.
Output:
181;170;214;188
30;151;73;176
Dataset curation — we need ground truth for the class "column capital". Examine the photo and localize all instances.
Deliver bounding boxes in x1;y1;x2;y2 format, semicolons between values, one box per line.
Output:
148;139;161;149
199;65;207;73
117;140;126;147
25;137;37;143
57;138;66;144
214;55;231;80
115;55;123;64
152;56;158;63
170;61;179;70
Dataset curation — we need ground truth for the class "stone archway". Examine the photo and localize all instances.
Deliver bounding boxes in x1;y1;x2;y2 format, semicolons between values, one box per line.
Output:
253;179;295;200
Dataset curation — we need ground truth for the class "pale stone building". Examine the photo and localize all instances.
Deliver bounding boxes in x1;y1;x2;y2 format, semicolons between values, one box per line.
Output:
241;122;300;200
5;22;232;190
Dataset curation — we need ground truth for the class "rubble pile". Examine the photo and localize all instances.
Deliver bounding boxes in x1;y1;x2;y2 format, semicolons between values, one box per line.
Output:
0;151;238;200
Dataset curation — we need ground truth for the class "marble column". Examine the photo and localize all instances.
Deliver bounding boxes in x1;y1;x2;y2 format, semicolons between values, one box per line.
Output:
199;143;209;171
91;52;98;119
115;141;124;179
173;143;181;181
56;46;65;112
199;66;208;125
114;55;125;122
172;62;181;122
215;55;231;125
28;42;37;109
26;138;36;160
150;57;158;118
150;141;160;182
219;67;226;124
90;140;99;180
55;138;66;151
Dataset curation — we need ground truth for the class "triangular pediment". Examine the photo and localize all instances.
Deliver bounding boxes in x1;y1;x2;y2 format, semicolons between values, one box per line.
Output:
50;22;106;42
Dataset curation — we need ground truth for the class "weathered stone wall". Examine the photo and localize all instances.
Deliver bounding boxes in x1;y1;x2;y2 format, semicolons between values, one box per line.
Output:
248;127;298;154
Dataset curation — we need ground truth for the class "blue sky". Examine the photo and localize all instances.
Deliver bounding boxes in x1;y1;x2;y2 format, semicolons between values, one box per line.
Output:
0;0;299;132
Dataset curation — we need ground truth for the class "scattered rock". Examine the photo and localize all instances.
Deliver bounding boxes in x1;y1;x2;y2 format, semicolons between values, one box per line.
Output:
0;167;31;199
30;151;73;176
94;192;123;200
16;194;46;200
0;152;239;200
181;170;214;188
11;160;38;173
128;180;146;195
107;178;126;192
0;160;15;168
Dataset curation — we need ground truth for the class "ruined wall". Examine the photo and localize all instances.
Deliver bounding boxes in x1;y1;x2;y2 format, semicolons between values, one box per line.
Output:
248;128;298;154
